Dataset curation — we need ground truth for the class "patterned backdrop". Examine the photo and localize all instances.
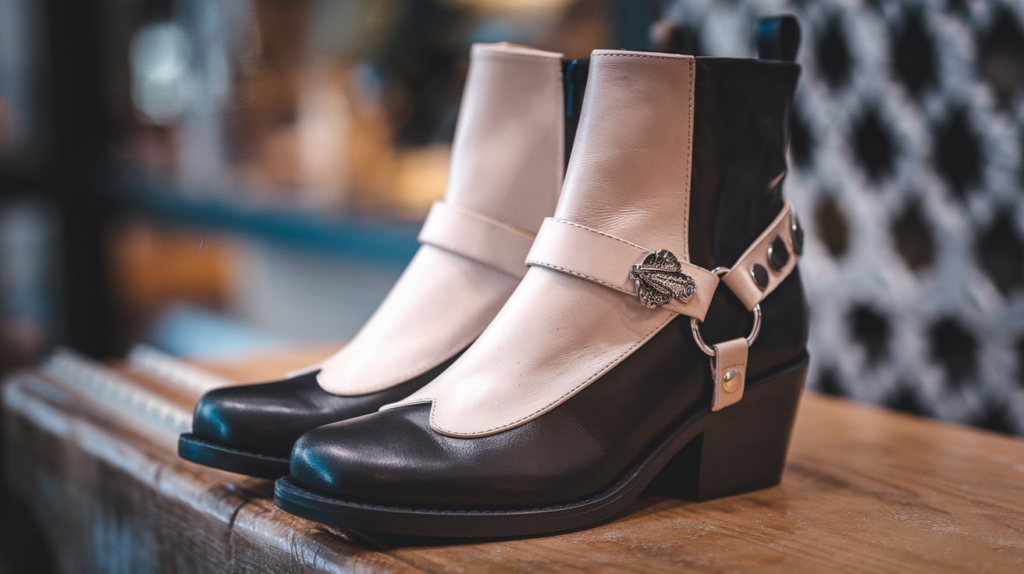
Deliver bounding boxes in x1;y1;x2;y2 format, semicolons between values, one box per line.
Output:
662;0;1024;434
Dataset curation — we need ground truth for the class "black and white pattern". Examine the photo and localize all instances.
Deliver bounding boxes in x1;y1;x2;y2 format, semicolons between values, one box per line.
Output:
665;0;1024;434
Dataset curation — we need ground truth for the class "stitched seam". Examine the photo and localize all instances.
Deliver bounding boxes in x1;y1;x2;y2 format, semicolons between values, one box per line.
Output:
421;205;534;278
442;202;536;240
428;312;676;436
545;218;650;252
475;50;562;63
283;358;815;515
530;219;716;281
540;219;713;279
524;261;630;293
594;53;692;62
683;57;694;262
529;261;703;320
428;238;528;279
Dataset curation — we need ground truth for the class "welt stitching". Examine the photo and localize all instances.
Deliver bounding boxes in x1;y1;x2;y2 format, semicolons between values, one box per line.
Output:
546;218;648;252
430;312;676;436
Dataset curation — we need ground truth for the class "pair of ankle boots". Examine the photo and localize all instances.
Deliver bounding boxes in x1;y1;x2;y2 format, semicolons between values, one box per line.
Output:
179;17;810;538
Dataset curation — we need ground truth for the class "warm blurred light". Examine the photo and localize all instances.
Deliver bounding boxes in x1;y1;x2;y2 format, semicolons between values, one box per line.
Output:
447;0;575;17
393;146;451;213
129;22;193;124
297;63;354;208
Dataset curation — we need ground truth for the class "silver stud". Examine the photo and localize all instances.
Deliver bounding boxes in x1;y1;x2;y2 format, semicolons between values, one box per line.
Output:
723;369;740;392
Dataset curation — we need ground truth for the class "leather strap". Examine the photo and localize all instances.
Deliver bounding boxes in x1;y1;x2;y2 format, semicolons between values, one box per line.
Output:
721;202;799;311
418;201;536;279
711;338;748;412
525;218;720;321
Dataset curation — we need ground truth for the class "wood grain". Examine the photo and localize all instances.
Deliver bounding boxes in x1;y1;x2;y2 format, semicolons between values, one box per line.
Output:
4;349;1024;573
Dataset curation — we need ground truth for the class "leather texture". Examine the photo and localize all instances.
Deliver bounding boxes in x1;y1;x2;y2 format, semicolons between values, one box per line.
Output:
317;245;517;395
722;201;798;310
443;43;565;233
525;217;719;320
186;43;570;461
316;43;565;395
711;337;748;411
190;360;456;458
386;51;700;436
291;273;808;510
288;52;807;511
418;201;535;280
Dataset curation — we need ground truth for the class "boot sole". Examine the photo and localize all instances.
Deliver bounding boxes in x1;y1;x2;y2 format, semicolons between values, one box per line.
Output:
178;434;290;479
273;355;808;537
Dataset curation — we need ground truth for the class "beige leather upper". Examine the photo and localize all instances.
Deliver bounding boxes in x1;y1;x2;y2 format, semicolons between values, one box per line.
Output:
418;201;535;279
316;43;565;395
386;51;699;436
525;217;720;320
444;43;566;233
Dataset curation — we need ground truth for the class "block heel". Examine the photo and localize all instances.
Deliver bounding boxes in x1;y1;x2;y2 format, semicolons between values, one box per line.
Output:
649;360;808;501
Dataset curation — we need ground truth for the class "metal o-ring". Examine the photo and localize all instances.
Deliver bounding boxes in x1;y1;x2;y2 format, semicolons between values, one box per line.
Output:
690;304;762;357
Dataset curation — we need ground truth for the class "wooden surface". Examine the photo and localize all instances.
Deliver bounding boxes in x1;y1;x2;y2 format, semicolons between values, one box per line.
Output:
4;346;1024;573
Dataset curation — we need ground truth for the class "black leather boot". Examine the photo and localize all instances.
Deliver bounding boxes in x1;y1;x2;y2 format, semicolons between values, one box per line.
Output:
178;45;590;478
274;19;809;537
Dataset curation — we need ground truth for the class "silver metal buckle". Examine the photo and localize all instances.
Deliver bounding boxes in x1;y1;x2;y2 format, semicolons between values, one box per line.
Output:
629;249;696;308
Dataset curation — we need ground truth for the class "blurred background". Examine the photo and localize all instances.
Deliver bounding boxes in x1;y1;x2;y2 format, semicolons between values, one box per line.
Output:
0;0;1023;426
0;0;1023;570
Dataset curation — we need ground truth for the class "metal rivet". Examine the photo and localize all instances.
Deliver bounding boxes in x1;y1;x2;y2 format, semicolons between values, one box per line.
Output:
723;369;740;392
768;236;790;271
791;215;804;256
751;264;769;290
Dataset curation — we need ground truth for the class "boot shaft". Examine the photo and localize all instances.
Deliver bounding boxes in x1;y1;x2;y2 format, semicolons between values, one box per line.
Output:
688;58;801;271
553;35;807;377
443;44;588;235
558;49;801;273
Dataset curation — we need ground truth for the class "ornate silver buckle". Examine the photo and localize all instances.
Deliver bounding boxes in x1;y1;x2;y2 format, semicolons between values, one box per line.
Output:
629;249;696;308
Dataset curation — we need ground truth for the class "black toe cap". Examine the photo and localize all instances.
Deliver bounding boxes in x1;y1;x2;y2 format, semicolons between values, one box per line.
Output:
190;366;448;460
191;376;319;457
